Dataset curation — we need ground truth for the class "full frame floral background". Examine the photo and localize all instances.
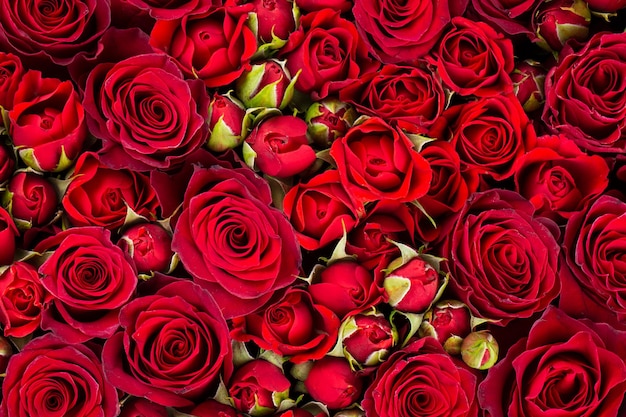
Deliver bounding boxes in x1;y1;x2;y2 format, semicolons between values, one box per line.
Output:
0;0;626;416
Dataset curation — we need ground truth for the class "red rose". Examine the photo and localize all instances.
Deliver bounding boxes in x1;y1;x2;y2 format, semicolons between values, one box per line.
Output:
118;223;174;274
330;117;432;204
249;0;297;42
283;170;363;251
543;32;626;153
443;189;561;324
0;0;110;66
36;227;138;342
430;93;537;180
102;278;233;408
428;17;514;97
124;0;219;19
7;172;58;228
150;1;257;88
0;207;18;266
469;0;536;35
0;262;52;338
84;53;209;170
353;0;453;64
172;165;301;319
362;336;479;417
191;400;245;417
281;8;378;99
62;152;159;230
304;357;363;410
586;0;626;12
0;53;24;110
9;70;87;172
231;288;340;363
119;398;168;417
229;359;291;415
0;143;15;185
479;306;626;417
1;334;119;417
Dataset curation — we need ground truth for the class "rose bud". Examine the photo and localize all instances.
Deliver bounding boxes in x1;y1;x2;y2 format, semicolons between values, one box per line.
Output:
511;59;547;113
6;172;58;228
191;399;246;417
118;223;174;274
0;207;18;265
305;99;356;148
419;300;472;355
249;0;298;46
119;398;168;417
304;356;363;410
244;115;316;178
461;330;499;370
0;143;15;185
339;311;396;367
584;0;626;13
333;410;365;417
0;335;13;373
229;359;291;416
207;92;249;152
236;60;299;110
533;0;591;53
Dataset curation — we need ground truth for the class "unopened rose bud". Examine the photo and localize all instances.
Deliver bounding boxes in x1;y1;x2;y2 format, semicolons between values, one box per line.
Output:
0;335;13;373
511;60;546;113
249;0;297;44
207;92;249;152
333;409;365;417
581;0;625;13
229;359;291;416
235;60;298;110
304;356;363;410
533;0;590;53
461;331;499;370
0;143;15;185
419;300;472;355
340;312;396;366
118;223;173;274
7;172;58;228
305;99;356;148
383;257;441;314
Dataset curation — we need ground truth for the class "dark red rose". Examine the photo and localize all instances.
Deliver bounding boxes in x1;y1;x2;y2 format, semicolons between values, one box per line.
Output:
296;0;352;12
229;359;291;415
35;227;137;342
62;152;159;230
9;70;87;172
7;172;58;228
84;53;209;171
172;165;301;319
118;223;174;274
0;207;18;266
443;189;561;324
283;170;363;251
586;0;626;12
102;279;233;408
0;262;52;338
0;53;24;110
150;1;257;88
532;0;591;53
0;0;111;67
0;143;15;185
479;306;626;417
124;0;219;19
119;398;169;417
250;0;297;42
362;336;479;417
561;194;626;327
1;334;119;417
281;8;379;99
428;16;514;97
245;115;316;178
304;357;363;410
191;400;245;417
543;32;626;153
340;64;446;133
469;0;538;35
353;0;458;64
330;117;432;204
515;134;609;222
231;288;340;363
511;59;546;113
430;93;537;180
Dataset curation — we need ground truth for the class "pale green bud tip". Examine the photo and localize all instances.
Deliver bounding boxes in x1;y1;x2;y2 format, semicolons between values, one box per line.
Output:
461;331;499;370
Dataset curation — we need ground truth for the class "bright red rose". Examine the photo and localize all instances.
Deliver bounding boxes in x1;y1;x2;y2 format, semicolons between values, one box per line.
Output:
469;0;538;35
119;398;169;417
35;227;138;342
7;172;58;228
362;336;479;417
229;359;291;415
172;165;301;319
543;32;626;153
231;288;340;363
84;53;209;171
1;334;119;417
150;1;257;88
304;357;363;410
283;170;363;251
281;8;379;99
296;0;352;12
9;70;87;172
443;190;561;324
124;0;219;19
0;0;111;66
249;0;297;42
118;223;174;274
0;207;18;266
479;306;626;417
0;53;23;110
102;279;233;408
353;0;456;64
62;152;159;230
0;262;52;338
340;312;395;366
330;117;432;204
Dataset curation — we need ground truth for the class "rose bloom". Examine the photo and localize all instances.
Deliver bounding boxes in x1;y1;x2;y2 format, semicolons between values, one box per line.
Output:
35;227;138;342
469;0;537;35
229;359;291;414
1;334;119;417
480;306;626;417
83;53;209;171
362;336;479;417
330;117;432;204
124;0;219;19
7;172;58;228
543;31;626;153
443;189;560;324
103;278;232;408
0;207;18;266
172;165;301;319
0;52;23;110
